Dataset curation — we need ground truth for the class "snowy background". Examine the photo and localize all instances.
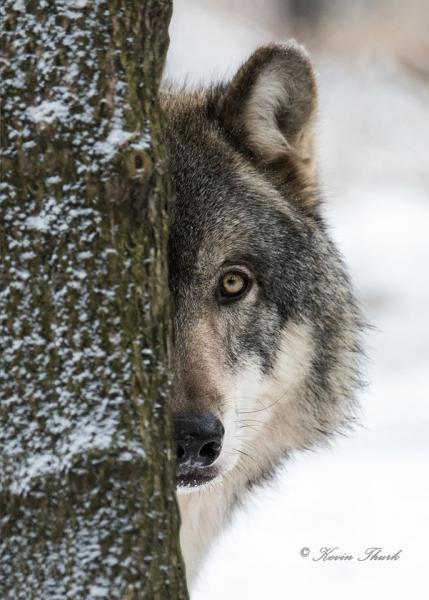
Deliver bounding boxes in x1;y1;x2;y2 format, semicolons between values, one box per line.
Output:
166;1;429;598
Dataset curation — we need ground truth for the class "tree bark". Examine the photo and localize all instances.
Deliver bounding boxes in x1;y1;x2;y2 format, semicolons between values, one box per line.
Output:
0;1;188;598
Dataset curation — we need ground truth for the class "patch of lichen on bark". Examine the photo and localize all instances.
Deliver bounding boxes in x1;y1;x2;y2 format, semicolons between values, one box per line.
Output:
0;0;187;598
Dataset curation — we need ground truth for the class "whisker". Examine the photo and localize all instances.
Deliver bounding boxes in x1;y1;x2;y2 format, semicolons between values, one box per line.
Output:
232;447;258;465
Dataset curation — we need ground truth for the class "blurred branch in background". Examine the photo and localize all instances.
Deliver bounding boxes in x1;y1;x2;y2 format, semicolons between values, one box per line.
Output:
175;0;429;78
284;0;429;80
287;0;325;25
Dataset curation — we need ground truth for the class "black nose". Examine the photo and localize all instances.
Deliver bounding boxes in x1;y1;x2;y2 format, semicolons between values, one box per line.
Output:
175;413;224;469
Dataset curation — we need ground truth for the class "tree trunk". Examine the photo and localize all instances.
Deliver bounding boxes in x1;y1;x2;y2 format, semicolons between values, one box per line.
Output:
0;1;188;598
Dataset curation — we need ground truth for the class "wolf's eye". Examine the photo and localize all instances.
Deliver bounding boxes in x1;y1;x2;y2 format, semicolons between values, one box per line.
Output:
219;271;250;300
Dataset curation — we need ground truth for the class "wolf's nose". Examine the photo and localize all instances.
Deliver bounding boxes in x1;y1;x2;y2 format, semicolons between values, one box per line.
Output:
175;414;224;469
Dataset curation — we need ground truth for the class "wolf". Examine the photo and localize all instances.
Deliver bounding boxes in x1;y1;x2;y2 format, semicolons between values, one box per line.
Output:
161;42;362;585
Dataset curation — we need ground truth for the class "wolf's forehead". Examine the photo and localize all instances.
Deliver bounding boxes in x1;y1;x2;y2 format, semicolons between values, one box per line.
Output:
168;129;283;226
170;157;283;249
166;110;298;218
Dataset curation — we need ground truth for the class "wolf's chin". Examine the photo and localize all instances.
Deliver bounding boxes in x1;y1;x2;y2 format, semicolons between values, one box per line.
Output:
176;463;228;493
176;453;241;494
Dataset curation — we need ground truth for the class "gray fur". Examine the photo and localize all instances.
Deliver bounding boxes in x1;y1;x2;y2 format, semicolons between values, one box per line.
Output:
161;42;363;584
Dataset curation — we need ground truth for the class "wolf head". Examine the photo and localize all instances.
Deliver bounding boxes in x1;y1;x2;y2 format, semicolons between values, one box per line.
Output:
162;43;361;491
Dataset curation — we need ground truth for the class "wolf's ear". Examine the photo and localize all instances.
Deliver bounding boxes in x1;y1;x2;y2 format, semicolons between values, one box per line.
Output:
214;43;318;212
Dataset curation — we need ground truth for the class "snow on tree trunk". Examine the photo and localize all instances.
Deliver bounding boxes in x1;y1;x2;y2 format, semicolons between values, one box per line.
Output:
0;1;188;598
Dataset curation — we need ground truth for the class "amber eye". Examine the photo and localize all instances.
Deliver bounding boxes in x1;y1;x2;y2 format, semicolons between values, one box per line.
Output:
219;271;250;300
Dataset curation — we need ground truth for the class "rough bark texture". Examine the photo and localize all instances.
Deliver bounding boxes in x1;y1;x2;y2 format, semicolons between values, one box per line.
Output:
0;1;188;598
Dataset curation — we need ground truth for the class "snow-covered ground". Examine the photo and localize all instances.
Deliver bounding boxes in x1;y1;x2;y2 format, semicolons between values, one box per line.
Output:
166;2;429;598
